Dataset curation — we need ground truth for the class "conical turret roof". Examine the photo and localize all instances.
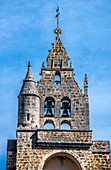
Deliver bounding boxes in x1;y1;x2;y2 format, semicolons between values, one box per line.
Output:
19;61;39;97
24;61;35;82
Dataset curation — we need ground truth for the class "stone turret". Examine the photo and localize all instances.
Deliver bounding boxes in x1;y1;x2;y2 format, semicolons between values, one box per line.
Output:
18;61;40;129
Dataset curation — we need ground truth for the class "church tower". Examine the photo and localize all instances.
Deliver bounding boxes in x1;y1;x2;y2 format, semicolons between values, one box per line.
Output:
6;8;110;170
37;26;89;131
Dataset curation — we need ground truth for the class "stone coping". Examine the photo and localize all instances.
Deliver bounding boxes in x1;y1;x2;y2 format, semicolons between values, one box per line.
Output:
17;129;93;132
35;142;92;150
42;68;74;71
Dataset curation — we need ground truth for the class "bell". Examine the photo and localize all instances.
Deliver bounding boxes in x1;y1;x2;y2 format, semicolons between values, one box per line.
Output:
62;102;69;109
62;109;69;117
47;100;52;106
45;108;53;117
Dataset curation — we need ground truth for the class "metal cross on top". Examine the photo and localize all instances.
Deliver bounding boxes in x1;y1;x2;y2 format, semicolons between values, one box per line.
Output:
56;5;60;28
54;6;62;36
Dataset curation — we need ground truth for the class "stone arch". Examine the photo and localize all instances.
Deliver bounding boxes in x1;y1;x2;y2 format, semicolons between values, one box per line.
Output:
44;119;55;129
44;97;55;103
60;95;72;102
43;152;82;170
55;71;61;85
61;120;71;130
61;96;71;117
44;97;55;117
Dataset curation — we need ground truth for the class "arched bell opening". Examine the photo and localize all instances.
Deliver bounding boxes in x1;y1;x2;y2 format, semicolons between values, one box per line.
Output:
43;152;82;170
61;97;71;117
44;120;55;129
44;97;55;117
55;71;61;85
61;120;71;130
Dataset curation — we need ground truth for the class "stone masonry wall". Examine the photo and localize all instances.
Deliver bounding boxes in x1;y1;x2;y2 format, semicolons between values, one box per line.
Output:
37;130;92;143
37;35;89;130
16;130;110;170
47;36;70;69
38;69;89;130
6;140;17;170
18;95;40;129
37;36;90;130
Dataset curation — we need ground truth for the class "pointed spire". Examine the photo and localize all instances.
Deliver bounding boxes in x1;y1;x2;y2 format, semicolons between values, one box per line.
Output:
24;61;35;82
19;61;39;97
42;61;45;68
70;61;72;68
28;60;31;67
84;73;88;95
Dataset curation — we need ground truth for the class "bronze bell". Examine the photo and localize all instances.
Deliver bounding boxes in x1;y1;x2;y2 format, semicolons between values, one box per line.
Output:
47;100;52;106
62;102;69;109
45;108;53;117
62;109;69;117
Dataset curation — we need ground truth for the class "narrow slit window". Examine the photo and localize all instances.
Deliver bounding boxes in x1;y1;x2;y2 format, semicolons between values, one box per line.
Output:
55;71;61;85
51;59;53;68
27;114;30;121
60;59;62;68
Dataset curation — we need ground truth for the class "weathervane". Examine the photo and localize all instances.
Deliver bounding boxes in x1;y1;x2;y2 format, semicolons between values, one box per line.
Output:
56;5;60;28
54;5;62;36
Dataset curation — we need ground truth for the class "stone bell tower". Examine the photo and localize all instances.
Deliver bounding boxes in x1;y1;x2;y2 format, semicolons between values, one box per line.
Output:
37;26;89;131
6;8;110;170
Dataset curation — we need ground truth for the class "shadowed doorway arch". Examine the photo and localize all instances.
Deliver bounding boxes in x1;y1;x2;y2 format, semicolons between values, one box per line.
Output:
43;152;82;170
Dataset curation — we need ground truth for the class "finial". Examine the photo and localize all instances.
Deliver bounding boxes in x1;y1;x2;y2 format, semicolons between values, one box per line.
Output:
70;61;72;68
54;27;62;36
28;61;31;67
54;5;62;36
84;73;88;96
84;74;88;85
42;61;45;68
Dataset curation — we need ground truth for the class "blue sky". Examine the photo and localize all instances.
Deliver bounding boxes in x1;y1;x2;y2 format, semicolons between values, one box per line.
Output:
0;0;111;169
